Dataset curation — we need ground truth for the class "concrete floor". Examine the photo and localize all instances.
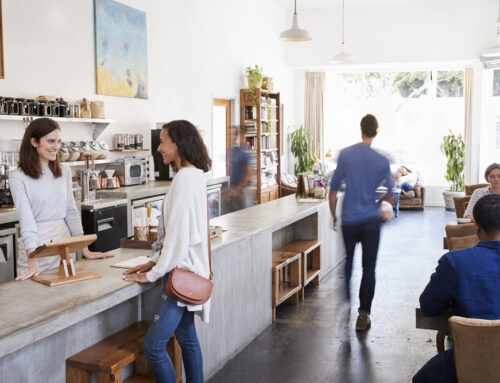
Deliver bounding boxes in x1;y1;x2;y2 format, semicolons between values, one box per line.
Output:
208;207;455;383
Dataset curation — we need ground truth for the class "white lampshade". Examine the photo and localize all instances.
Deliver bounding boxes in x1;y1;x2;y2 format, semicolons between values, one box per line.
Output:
329;0;356;65
280;1;311;42
482;44;500;58
330;45;356;64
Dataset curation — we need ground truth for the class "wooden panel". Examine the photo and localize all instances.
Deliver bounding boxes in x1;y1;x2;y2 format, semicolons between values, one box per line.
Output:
280;240;321;255
32;269;101;287
270;187;278;201
67;321;149;373
66;366;90;383
260;191;270;203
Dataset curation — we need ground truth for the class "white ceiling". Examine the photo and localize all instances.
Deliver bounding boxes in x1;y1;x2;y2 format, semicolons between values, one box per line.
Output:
273;0;431;10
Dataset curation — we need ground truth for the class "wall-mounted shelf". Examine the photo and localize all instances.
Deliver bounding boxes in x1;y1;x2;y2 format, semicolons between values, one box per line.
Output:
0;115;114;140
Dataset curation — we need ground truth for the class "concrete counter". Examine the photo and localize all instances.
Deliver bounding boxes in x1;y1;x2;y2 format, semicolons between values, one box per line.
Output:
0;195;343;382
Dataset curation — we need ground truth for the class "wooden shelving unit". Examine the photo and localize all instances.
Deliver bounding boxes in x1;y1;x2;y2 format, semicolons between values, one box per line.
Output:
240;88;281;204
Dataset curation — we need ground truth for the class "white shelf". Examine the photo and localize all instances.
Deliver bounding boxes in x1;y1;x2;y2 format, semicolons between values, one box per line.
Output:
63;159;115;167
0;115;114;140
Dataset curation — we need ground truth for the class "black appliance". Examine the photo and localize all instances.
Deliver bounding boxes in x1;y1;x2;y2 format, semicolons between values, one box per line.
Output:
0;227;16;283
82;204;128;252
151;129;173;180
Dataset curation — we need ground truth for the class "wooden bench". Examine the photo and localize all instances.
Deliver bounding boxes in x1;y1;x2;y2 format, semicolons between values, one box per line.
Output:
272;250;302;322
280;240;321;300
66;321;182;383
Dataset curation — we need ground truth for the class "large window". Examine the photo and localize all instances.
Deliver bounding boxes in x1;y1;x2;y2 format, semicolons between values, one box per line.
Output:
324;69;464;185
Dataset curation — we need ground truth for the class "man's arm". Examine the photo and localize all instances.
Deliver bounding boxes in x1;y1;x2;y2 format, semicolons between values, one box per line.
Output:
329;190;338;230
378;162;397;204
420;254;456;316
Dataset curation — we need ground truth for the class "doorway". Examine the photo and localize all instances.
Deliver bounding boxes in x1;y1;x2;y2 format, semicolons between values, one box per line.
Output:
212;98;231;177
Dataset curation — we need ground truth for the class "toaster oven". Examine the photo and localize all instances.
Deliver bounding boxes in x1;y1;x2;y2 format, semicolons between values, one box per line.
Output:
108;158;147;186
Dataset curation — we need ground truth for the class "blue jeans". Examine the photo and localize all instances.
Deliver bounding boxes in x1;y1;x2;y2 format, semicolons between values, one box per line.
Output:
342;218;381;316
413;349;457;383
143;278;204;383
399;181;413;192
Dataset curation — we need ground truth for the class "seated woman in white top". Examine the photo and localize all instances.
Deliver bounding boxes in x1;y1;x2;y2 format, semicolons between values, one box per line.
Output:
123;120;212;383
464;163;500;219
396;166;419;192
10;118;113;281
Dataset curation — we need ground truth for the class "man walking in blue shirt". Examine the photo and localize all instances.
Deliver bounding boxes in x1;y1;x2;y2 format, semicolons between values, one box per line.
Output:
329;114;394;331
413;194;500;382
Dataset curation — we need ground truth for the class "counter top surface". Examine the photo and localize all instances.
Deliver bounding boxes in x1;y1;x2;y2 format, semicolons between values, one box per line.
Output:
0;195;329;359
96;177;229;200
0;248;152;358
80;198;129;210
0;208;18;226
210;195;328;251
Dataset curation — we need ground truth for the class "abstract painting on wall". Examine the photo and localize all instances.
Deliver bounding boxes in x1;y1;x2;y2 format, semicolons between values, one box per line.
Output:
94;0;148;99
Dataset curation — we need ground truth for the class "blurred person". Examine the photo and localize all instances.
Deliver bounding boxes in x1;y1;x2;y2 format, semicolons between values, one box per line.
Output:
329;114;394;331
227;126;250;212
463;163;500;219
413;194;500;383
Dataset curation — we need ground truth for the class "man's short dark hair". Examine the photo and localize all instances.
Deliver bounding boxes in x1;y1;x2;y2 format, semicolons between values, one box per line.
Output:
473;194;500;234
360;114;378;138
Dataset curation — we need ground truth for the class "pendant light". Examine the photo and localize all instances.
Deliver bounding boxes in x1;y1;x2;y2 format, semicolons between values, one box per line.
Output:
481;0;500;58
330;0;356;64
279;0;311;42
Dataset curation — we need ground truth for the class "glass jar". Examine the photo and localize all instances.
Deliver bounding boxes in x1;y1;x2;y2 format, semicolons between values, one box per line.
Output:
89;141;100;159
78;141;91;161
68;142;81;162
98;141;109;159
58;143;70;162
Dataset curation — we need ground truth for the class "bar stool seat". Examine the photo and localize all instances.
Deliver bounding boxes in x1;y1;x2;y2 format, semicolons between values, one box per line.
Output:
280;240;321;299
66;321;182;383
272;250;302;321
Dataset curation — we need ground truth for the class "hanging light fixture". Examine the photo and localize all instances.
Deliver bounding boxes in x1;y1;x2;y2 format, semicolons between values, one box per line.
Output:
279;0;311;42
330;0;356;64
481;0;500;59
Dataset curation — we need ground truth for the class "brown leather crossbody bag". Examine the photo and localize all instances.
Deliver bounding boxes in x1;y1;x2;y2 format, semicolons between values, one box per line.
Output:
166;202;213;305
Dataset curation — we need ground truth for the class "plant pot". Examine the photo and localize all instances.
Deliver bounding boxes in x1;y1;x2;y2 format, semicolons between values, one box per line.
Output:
442;190;465;211
247;74;262;89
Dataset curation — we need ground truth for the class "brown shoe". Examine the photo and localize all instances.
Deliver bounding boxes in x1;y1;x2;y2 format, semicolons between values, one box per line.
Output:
355;315;371;331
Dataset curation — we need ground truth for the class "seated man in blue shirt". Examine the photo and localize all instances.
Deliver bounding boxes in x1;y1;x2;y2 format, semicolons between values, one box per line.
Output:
413;194;500;383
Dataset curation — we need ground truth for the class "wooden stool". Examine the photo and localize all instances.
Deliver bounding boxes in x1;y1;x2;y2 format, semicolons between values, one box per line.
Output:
272;250;302;322
280;240;321;300
66;321;182;383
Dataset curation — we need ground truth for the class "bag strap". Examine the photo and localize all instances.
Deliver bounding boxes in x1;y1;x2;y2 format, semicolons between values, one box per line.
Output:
206;198;213;280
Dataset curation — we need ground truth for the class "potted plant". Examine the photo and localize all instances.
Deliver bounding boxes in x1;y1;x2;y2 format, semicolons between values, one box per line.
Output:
441;129;465;210
289;125;315;176
245;65;263;103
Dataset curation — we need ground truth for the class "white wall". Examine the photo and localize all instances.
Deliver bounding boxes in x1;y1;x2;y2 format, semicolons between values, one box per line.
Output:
0;0;298;169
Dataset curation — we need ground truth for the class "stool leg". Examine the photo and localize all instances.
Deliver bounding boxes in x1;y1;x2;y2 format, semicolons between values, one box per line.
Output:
289;258;301;304
66;366;90;383
272;307;276;322
436;330;446;353
135;353;151;375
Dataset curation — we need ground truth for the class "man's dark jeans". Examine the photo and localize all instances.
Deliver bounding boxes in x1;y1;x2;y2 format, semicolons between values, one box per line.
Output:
342;218;381;315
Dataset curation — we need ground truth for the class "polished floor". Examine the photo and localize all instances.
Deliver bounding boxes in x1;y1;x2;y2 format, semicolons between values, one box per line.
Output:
208;207;455;383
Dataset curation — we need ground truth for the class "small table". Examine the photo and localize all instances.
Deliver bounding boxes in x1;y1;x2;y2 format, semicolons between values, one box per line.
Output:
416;307;451;352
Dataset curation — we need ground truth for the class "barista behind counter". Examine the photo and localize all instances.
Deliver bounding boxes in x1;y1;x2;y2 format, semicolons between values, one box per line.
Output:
9;118;113;281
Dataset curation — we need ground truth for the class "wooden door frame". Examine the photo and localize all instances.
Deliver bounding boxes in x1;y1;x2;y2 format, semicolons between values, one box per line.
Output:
213;98;231;176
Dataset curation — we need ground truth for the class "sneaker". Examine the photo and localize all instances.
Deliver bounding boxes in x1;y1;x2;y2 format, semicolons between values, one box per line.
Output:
355;315;371;331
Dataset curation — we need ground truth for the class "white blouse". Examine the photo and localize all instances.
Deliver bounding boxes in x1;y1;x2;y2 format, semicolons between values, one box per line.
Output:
464;186;490;218
146;167;211;322
10;164;83;251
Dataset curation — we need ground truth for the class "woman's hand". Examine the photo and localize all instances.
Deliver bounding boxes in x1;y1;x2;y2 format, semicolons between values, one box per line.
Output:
15;253;40;281
122;272;149;283
82;246;114;259
122;261;155;275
